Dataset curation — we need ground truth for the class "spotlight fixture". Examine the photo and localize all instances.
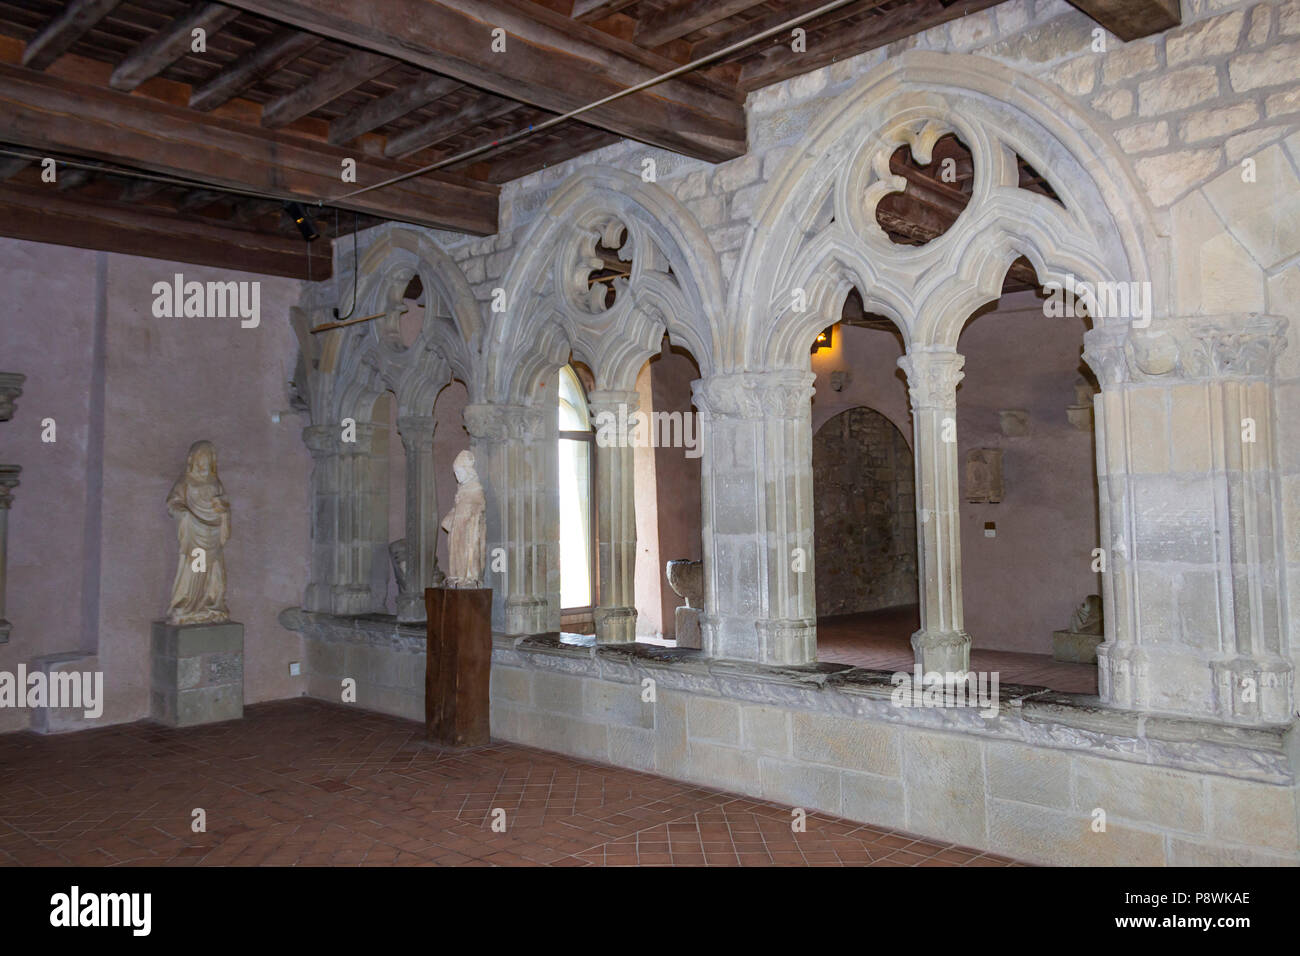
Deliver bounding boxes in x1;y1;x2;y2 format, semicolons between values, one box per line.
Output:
284;202;319;242
811;323;834;354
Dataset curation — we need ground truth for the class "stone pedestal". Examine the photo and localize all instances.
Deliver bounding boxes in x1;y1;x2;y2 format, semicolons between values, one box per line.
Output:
1052;629;1103;664
425;587;492;747
151;620;244;727
28;652;101;734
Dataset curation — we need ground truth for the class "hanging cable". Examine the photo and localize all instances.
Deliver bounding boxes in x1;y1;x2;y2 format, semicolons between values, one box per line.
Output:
331;208;360;321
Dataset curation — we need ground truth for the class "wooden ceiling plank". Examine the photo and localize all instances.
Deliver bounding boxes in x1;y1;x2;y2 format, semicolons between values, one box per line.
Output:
0;61;499;234
1066;0;1180;41
482;125;619;183
0;181;327;279
329;74;463;145
189;28;324;111
384;96;527;159
688;0;845;60
0;157;31;181
738;0;1003;91
218;0;745;161
109;3;243;91
571;0;641;22
634;0;768;49
261;48;396;128
22;0;125;71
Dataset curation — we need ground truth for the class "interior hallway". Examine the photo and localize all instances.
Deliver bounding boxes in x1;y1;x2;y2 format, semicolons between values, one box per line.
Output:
817;606;1099;696
0;699;1025;868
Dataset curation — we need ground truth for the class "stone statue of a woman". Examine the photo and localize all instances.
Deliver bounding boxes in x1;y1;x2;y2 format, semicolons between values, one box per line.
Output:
165;440;231;625
441;449;486;588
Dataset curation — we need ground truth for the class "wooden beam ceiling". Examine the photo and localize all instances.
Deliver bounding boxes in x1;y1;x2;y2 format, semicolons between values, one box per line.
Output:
0;61;499;235
188;28;322;111
328;75;462;145
218;0;746;161
634;0;768;48
261;49;394;128
0;180;329;279
21;0;123;71
1066;0;1181;42
108;3;242;92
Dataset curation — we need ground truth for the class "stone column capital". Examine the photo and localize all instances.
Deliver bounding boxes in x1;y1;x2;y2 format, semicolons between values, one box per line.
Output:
0;372;24;422
396;415;437;451
586;389;640;416
464;402;546;443
302;424;339;456
690;370;815;420
1083;314;1288;386
898;347;965;410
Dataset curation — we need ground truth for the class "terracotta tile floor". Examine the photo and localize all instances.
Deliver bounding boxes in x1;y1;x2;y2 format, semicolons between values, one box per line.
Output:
0;698;1024;867
817;606;1100;695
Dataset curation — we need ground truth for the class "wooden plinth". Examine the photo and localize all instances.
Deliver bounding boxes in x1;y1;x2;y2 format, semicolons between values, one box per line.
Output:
424;586;493;747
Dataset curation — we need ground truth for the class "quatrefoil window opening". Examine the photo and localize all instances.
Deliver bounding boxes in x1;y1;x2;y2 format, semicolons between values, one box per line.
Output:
871;132;1065;246
584;223;631;311
873;132;974;246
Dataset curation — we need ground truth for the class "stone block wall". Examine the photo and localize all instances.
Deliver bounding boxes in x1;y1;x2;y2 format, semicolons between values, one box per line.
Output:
812;406;917;616
288;613;1299;867
487;639;1300;867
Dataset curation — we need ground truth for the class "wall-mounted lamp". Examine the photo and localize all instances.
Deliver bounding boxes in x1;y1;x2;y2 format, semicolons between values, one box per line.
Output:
811;323;835;354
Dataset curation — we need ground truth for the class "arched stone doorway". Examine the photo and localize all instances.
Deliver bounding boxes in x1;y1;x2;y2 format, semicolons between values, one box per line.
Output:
813;406;917;618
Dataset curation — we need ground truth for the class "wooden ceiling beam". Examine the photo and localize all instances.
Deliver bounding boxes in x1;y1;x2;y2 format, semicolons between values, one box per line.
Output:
261;48;396;128
218;0;745;161
1066;0;1181;42
689;0;851;60
189;28;323;111
384;96;525;160
109;3;243;91
0;181;328;279
738;0;1003;91
480;125;619;183
571;0;639;19
329;74;463;145
634;0;768;49
21;0;125;71
0;61;499;234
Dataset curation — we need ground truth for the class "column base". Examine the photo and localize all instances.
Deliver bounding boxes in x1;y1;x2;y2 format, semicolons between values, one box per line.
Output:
396;591;426;623
329;585;373;616
911;628;970;674
756;618;816;666
506;597;549;636
1212;655;1294;726
595;606;637;644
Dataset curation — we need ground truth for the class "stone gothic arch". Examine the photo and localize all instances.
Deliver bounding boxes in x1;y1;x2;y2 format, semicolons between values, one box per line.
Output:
473;166;725;641
296;226;483;621
733;50;1166;367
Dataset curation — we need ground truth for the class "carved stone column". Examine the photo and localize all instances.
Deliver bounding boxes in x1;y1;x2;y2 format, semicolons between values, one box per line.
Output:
395;416;444;622
692;370;817;665
1083;314;1292;725
465;403;550;635
0;466;19;644
588;390;639;644
303;424;340;613
897;347;970;674
303;420;387;616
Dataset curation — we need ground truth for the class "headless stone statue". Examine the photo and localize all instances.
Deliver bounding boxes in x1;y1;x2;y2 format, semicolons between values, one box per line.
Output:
1069;594;1103;635
165;440;231;625
1052;593;1103;663
440;449;487;588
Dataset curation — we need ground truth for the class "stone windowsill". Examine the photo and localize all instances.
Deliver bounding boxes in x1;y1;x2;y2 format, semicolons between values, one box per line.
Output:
281;608;1297;786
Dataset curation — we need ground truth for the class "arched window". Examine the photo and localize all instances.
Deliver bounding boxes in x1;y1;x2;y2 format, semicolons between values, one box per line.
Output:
558;366;595;614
